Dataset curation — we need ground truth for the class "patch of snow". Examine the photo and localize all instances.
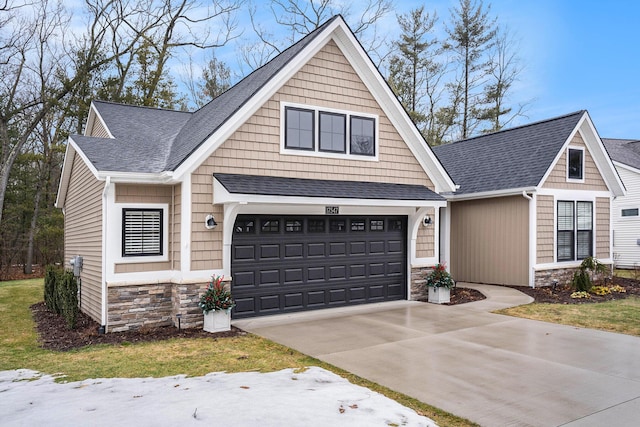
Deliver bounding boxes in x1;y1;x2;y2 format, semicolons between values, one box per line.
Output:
0;367;436;426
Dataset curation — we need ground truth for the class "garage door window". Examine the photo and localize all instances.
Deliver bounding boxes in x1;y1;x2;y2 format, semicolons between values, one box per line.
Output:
370;219;384;231
389;219;404;231
285;219;303;232
261;219;280;233
330;219;346;232
308;219;326;232
234;219;255;234
350;219;366;231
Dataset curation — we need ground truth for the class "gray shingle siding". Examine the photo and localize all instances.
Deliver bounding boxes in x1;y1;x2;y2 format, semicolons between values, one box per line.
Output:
433;111;584;195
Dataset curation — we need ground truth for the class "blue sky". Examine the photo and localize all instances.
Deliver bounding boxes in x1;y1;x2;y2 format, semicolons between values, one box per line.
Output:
435;0;640;138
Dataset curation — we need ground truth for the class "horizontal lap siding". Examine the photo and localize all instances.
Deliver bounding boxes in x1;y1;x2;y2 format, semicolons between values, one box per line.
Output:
450;196;529;285
612;167;640;267
64;154;103;323
596;197;610;259
191;40;435;271
114;184;179;274
537;195;555;264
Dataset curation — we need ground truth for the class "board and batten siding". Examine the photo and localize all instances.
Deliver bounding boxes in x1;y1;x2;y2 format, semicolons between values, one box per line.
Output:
612;165;640;268
113;183;180;274
190;39;435;271
542;133;608;191
64;154;103;323
449;196;529;286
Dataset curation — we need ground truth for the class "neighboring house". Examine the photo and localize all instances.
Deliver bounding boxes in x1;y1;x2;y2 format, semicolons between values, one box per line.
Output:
55;16;456;332
602;138;640;268
434;111;625;287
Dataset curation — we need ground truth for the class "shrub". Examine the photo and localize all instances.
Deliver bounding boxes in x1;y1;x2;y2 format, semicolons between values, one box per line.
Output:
43;265;79;329
570;291;591;299
571;257;609;292
59;270;79;329
44;265;62;314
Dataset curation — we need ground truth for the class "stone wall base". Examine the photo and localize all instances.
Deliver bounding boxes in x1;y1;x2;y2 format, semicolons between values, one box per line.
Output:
410;266;435;301
533;264;612;288
107;281;212;333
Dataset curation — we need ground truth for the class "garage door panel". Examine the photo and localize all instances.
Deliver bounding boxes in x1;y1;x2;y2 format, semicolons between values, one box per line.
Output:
232;215;407;318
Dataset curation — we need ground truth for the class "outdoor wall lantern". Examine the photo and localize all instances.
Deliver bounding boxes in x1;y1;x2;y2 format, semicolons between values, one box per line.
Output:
205;214;217;230
423;215;432;226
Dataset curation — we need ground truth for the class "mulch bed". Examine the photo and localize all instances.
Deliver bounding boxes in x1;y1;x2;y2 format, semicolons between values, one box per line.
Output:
506;276;640;304
31;302;245;352
416;286;487;305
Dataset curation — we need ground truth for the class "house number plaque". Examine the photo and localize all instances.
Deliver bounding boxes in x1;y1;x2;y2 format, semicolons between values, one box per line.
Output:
325;206;340;215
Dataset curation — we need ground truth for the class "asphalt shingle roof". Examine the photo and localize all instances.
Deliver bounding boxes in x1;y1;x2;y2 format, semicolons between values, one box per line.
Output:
214;173;445;201
75;16;339;174
432;111;585;195
602;138;640;171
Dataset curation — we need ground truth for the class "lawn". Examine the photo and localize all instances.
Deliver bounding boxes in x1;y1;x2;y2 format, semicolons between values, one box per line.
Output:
496;296;640;337
0;278;476;427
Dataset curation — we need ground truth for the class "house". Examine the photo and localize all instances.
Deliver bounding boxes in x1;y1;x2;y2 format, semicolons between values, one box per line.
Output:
602;138;640;268
55;16;456;332
433;111;625;287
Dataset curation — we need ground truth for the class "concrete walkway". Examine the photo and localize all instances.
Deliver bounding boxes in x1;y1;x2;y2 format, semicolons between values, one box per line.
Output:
234;284;640;427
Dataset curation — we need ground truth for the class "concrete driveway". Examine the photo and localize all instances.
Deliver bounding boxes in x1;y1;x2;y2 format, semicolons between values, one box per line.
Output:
234;284;640;426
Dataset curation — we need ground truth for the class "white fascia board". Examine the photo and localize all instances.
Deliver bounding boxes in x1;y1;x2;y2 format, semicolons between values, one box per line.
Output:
579;113;625;196
535;187;613;199
444;187;537;201
55;137;104;208
86;101;114;138
213;179;446;208
330;24;456;194
97;170;175;184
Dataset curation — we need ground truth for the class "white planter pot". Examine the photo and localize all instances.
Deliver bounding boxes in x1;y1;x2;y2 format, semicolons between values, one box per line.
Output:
428;286;451;304
203;310;231;333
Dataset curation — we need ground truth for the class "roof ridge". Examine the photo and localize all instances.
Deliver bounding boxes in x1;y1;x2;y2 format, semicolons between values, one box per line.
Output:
92;99;192;114
444;110;585;146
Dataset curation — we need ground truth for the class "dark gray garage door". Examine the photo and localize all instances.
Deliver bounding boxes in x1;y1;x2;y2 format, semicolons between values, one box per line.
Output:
231;215;407;318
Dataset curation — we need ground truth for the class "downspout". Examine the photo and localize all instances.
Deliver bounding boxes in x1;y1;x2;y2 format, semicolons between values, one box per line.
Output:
100;176;111;333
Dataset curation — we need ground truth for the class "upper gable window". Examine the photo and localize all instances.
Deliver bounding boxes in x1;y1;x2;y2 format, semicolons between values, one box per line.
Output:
350;116;375;156
285;107;314;150
567;148;584;181
319;112;346;153
282;103;378;161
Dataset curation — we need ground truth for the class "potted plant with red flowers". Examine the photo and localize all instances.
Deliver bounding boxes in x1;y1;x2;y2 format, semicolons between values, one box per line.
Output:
199;275;235;332
426;263;454;304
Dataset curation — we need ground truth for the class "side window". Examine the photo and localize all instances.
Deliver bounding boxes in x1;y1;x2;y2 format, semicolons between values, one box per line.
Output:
285;107;314;150
350;116;375;156
122;209;163;256
622;208;639;217
567;148;584;180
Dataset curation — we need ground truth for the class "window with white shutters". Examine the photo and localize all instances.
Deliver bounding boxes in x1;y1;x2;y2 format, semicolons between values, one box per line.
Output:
122;209;163;256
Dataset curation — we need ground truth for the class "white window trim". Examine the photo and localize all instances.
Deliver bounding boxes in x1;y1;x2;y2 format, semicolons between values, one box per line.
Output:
566;146;585;183
114;203;169;264
620;207;639;219
554;198;594;263
280;101;379;162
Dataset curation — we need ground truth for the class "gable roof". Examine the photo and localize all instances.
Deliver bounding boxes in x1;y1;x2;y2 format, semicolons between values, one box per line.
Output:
57;15;456;208
602;138;640;171
433;111;585;196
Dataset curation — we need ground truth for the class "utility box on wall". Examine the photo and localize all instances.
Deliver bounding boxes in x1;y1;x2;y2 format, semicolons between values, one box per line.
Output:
70;255;83;277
